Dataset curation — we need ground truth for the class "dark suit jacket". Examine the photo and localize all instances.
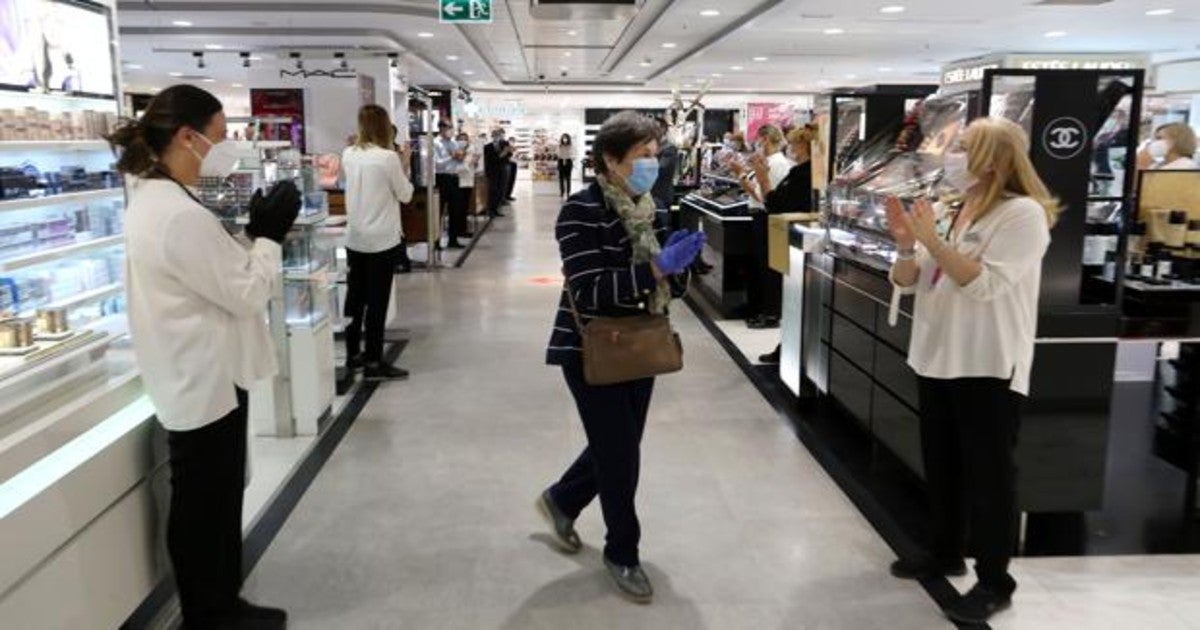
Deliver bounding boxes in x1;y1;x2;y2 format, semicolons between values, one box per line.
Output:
484;140;512;178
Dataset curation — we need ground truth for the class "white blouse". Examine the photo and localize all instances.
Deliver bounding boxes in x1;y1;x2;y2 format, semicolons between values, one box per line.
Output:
890;196;1051;395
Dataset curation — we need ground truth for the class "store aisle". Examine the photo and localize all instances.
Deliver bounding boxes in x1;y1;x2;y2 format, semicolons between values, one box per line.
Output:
241;184;947;629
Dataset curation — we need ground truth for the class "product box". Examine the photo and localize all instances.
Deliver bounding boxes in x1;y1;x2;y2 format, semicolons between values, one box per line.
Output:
769;213;820;275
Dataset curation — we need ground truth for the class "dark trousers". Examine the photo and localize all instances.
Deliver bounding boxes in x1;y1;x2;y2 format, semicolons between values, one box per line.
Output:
506;162;518;198
167;388;249;628
746;212;782;318
436;173;468;244
487;170;508;216
344;246;398;363
918;376;1022;593
558;159;574;196
550;361;655;567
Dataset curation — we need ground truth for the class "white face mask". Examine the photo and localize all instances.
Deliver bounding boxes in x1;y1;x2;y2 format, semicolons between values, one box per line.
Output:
192;133;240;179
1149;139;1170;161
942;151;979;193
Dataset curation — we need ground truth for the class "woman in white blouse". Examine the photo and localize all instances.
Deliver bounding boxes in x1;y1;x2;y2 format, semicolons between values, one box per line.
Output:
1137;122;1199;171
885;116;1058;625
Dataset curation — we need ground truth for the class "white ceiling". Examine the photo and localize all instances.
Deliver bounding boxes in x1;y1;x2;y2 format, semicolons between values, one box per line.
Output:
115;0;1200;95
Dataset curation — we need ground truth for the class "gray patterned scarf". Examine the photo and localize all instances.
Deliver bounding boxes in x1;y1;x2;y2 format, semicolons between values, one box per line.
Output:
599;176;671;314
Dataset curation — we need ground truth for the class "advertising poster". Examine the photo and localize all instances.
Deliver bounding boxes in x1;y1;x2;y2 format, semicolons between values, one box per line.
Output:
747;102;796;141
251;88;307;153
0;0;116;97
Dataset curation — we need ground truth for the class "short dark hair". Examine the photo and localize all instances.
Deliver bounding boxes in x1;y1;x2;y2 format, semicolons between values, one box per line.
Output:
106;84;223;176
592;111;660;176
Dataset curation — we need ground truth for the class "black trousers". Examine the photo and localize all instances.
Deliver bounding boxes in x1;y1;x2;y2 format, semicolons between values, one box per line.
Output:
918;376;1022;593
550;361;655;567
506;162;518;198
746;212;782;318
167;388;249;628
486;170;508;216
558;159;574;196
344;246;398;363
436;173;468;243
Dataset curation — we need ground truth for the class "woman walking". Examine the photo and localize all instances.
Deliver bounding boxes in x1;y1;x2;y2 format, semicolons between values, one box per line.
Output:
557;133;576;198
111;84;299;630
342;104;414;380
538;112;705;604
885;116;1058;625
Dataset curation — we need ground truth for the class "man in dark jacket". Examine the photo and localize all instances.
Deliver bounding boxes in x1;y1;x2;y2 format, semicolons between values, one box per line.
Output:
651;117;679;211
484;128;511;218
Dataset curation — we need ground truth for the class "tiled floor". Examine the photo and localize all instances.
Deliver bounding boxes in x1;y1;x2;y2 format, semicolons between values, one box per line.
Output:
241;184;1200;629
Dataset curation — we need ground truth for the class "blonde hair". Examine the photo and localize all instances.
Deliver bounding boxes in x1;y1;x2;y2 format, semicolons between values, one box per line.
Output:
355;104;393;149
757;124;785;150
787;125;816;146
1156;122;1197;159
962;117;1060;226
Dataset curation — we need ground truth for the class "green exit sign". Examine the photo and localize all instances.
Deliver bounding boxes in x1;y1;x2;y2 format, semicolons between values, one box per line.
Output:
440;0;493;23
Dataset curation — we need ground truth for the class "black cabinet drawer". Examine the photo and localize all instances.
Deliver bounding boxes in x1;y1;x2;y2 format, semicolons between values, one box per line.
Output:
833;280;877;332
872;385;924;478
873;342;919;409
830;352;873;431
876;304;912;353
831;313;875;375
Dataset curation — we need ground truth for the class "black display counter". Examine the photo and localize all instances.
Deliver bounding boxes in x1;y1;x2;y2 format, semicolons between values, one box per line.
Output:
680;192;754;318
798;240;1115;513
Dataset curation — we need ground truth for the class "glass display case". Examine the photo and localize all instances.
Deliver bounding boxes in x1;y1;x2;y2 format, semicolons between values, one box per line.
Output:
282;218;337;328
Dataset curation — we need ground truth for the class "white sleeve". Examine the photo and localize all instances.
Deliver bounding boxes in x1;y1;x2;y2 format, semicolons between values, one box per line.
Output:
959;202;1051;302
386;151;414;203
160;208;281;319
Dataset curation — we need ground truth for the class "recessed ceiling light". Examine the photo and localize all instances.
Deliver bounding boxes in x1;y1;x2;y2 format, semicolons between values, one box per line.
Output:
417;32;434;38
711;73;723;77
205;44;223;50
124;63;143;70
753;57;768;62
879;5;906;13
169;71;183;77
700;9;720;17
662;42;677;49
172;20;192;27
823;28;845;35
878;67;893;72
731;65;744;71
624;74;636;80
564;51;572;57
845;73;858;79
463;70;475;75
567;30;578;36
1044;30;1067;38
202;78;216;83
682;83;694;88
232;83;244;88
447;55;459;61
1146;8;1174;16
640;61;652;67
560;65;569;71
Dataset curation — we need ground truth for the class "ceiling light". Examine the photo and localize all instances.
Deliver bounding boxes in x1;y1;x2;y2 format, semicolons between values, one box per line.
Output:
172;20;192;27
567;30;578;36
700;9;720;17
624;74;635;80
193;51;205;69
388;52;399;68
417;32;434;38
711;73;723;77
564;51;573;57
241;51;251;68
640;61;652;67
124;63;142;70
1146;8;1174;16
753;57;768;62
202;78;216;83
662;43;677;49
731;65;744;71
290;52;303;70
878;67;893;72
232;83;244;88
463;70;475;75
823;28;845;35
879;5;905;13
169;71;183;77
845;73;857;79
249;56;263;61
205;44;223;50
1044;30;1067;38
447;55;459;61
335;52;349;71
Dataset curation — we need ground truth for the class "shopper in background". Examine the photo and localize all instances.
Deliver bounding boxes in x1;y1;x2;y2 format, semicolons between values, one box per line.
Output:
109;84;299;630
457;131;480;218
1137;122;1198;170
757;125;817;365
557;133;576;198
540;111;705;605
886;116;1058;625
651;117;680;212
506;135;520;202
484;128;512;218
391;124;413;274
434;119;470;248
342;104;414;380
731;124;794;329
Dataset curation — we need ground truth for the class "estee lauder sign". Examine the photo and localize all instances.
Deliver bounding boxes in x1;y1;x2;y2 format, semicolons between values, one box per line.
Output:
941;53;1148;90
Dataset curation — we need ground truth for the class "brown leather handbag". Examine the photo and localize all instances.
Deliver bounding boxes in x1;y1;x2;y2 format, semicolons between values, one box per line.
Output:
564;285;684;386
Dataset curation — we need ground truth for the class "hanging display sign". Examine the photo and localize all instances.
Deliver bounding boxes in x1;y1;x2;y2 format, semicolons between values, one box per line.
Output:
474;99;527;119
942;53;1149;91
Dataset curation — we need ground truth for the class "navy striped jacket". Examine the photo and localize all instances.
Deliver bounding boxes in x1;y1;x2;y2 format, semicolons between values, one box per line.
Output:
546;182;689;366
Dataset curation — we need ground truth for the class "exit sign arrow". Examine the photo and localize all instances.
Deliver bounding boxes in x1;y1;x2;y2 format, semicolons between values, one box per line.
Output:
440;0;492;23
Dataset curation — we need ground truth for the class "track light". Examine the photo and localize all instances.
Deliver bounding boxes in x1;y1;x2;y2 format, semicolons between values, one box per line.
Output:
193;51;205;69
290;52;303;70
240;51;251;68
387;52;399;69
335;52;349;71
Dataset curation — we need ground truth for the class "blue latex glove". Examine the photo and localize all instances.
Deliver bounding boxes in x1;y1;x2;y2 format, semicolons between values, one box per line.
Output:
663;229;691;249
655;232;706;275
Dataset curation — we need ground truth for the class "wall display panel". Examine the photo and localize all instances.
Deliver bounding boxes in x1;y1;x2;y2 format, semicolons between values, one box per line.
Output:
0;0;116;98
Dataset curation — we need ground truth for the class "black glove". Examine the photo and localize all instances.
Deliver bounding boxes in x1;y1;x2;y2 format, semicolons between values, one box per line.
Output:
245;181;302;244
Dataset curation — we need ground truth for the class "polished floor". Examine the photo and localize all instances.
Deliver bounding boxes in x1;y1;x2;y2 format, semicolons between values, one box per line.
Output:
242;181;1200;629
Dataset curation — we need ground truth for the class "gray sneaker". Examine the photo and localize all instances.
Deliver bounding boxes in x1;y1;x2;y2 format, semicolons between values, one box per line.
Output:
604;556;653;604
536;490;582;554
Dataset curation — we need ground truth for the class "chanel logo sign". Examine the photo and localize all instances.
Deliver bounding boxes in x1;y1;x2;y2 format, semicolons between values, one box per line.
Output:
1042;117;1089;160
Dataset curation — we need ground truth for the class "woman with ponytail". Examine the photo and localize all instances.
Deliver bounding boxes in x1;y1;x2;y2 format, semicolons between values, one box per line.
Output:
109;84;299;630
884;116;1058;625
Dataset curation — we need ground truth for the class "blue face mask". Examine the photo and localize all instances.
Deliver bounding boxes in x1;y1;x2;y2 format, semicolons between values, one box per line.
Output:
625;157;659;196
